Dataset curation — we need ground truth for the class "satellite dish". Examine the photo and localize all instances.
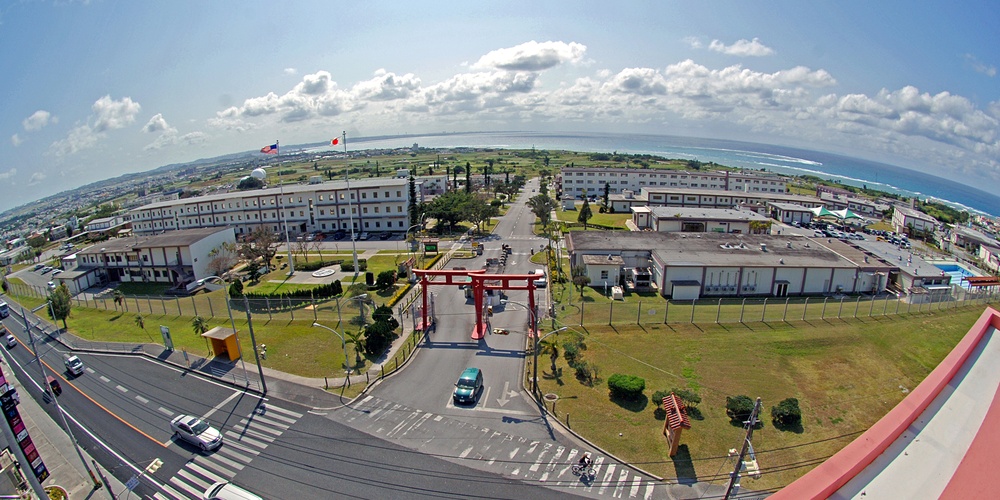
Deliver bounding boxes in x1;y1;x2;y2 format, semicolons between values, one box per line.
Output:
251;168;267;180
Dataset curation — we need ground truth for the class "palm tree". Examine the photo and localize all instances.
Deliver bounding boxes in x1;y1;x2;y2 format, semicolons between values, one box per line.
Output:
344;330;365;372
113;290;125;311
134;314;145;330
191;316;209;336
539;337;560;375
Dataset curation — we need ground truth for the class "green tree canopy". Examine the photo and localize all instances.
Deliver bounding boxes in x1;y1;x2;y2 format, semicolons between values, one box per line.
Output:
48;283;72;329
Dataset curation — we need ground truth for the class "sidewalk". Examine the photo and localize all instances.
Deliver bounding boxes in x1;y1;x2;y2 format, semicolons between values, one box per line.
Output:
5;360;125;500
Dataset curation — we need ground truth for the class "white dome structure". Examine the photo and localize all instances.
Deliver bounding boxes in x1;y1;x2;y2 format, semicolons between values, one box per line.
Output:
251;168;267;180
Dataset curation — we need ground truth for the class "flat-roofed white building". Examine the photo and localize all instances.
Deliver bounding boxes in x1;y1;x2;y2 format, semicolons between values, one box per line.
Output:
631;207;770;234
892;205;938;235
128;177;410;237
566;231;895;299
608;187;825;214
559;166;787;200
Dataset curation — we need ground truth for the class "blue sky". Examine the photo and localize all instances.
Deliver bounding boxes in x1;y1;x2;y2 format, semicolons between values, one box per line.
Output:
2;1;997;213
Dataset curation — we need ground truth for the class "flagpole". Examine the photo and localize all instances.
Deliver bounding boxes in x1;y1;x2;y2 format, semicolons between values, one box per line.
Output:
344;130;359;277
276;140;295;276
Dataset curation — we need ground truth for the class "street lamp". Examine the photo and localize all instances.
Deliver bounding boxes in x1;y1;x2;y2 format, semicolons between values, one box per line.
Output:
533;326;568;395
311;322;351;387
198;276;249;386
350;294;370;327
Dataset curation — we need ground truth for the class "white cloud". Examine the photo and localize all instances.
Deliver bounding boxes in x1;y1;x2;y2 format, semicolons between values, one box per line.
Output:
473;41;586;71
708;38;775;57
144;130;208;151
682;36;703;49
11;134;23;147
91;95;141;132
50;95;141;156
964;54;996;77
142;113;173;133
353;70;421;101
28;171;46;186
0;168;16;181
23;110;55;131
284;67;297;75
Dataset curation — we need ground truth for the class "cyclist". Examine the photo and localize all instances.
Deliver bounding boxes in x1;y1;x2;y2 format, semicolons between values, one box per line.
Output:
578;452;592;467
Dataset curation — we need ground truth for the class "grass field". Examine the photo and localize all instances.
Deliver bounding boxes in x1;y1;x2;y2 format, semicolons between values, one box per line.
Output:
533;307;981;491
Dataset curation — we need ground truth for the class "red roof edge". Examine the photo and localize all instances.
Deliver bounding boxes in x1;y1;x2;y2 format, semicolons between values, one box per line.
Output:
772;307;1000;500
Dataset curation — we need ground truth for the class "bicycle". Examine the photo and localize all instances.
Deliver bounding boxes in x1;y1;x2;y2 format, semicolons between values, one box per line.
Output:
572;462;596;477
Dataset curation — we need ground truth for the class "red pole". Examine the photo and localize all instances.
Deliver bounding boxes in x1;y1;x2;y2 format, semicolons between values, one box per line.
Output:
472;279;486;339
421;276;429;331
528;282;537;337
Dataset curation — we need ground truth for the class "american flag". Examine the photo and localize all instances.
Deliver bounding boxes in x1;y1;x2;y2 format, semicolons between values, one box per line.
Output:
260;144;278;154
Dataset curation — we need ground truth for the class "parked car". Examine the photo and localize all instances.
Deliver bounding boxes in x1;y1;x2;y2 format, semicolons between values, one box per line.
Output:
203;481;263;500
379;232;392;240
33;264;44;271
170;415;223;451
359;232;370;240
41;266;53;274
52;269;63;275
47;281;56;290
5;334;15;348
532;269;547;288
453;367;484;405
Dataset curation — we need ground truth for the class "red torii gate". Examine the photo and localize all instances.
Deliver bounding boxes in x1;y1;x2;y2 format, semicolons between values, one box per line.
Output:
413;269;539;340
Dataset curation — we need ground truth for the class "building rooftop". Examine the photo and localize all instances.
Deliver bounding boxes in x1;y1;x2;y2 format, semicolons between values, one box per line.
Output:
567;231;857;269
768;201;817;212
894;205;938;223
647;207;770;221
77;227;232;255
135;177;408;210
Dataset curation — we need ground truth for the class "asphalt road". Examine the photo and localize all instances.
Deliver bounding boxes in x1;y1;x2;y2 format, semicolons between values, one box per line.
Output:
1;304;579;500
370;178;559;440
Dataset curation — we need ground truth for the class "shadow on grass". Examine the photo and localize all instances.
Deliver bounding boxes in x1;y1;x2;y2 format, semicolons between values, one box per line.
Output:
611;394;648;413
688;407;704;420
109;313;123;322
671;445;698;485
773;419;804;434
543;367;564;386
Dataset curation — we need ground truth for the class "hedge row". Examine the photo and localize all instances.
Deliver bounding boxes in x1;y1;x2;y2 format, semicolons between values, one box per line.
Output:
243;280;344;300
294;259;343;272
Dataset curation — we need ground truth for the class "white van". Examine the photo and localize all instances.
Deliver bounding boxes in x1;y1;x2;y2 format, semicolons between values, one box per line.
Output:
0;301;9;319
203;481;263;500
532;269;547;288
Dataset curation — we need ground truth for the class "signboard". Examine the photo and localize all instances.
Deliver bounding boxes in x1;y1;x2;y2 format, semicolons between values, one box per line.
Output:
160;326;174;351
0;366;48;482
125;475;140;491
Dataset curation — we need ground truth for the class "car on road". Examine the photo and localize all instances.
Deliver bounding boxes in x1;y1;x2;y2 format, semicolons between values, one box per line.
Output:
203;481;263;500
170;415;223;451
47;281;56;290
52;269;63;275
41;266;53;274
532;269;547;288
33;264;44;271
453;367;484;405
64;355;84;376
3;329;13;348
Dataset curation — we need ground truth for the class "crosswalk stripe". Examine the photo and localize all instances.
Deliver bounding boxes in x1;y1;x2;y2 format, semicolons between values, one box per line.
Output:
234;426;275;443
614;469;630;497
205;451;246;471
598;462;615;495
155;480;191;500
256;410;296;425
221;438;260;456
168;475;203;498
237;418;284;436
241;413;290;430
187;462;226;485
644;482;654;500
153;492;174;500
176;469;211;491
191;455;236;479
629;476;642;498
224;430;269;450
261;404;303;419
217;446;254;465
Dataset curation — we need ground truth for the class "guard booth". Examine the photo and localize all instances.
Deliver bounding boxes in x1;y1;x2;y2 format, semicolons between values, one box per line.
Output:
201;327;240;361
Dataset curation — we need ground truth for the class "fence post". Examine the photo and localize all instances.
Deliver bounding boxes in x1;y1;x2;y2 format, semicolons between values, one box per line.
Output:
838;297;844;318
663;301;669;324
821;297;828;318
783;297;789;322
802;297;809;321
854;296;860;318
717;298;722;323
869;296;875;317
266;297;272;321
208;297;214;319
192;296;198;316
176;298;182;316
134;297;140;313
147;296;152;315
739;298;746;323
907;296;912;314
883;295;889;316
636;300;641;325
895;295;901;314
690;299;696;324
609;300;613;326
162;298;167;315
312;293;318;322
761;298;767;322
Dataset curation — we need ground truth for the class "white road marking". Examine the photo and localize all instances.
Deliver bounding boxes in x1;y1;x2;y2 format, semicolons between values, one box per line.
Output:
158;407;173;416
115;385;128;393
135;395;149;404
201;390;241;420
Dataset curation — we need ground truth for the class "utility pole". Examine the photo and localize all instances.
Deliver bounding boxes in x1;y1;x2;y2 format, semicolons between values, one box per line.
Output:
724;397;762;500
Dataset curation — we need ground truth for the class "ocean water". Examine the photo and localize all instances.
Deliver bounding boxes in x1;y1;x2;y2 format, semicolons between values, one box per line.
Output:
312;131;1000;217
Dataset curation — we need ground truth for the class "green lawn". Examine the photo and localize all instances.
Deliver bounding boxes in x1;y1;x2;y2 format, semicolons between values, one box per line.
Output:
557;206;631;229
534;307;981;491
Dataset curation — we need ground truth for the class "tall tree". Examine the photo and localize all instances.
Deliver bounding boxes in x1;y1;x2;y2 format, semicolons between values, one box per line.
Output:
578;197;593;229
527;194;556;231
427;190;473;233
603;182;611;209
408;175;419;226
465;162;472;193
48;283;72;329
467;196;499;234
240;226;280;269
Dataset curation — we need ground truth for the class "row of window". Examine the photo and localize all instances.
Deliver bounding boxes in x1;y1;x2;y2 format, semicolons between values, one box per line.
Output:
131;218;409;232
133;190;406;219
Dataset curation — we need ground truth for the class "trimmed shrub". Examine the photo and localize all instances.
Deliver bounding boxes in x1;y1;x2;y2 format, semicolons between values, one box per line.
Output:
341;258;368;273
652;390;670;408
725;395;755;423
386;283;414;308
295;259;342;272
607;373;645;401
670;388;702;407
376;270;396;290
771;398;802;426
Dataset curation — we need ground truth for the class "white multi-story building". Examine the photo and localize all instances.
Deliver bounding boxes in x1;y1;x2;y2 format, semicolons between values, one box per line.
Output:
559;167;787;200
128;178;410;237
